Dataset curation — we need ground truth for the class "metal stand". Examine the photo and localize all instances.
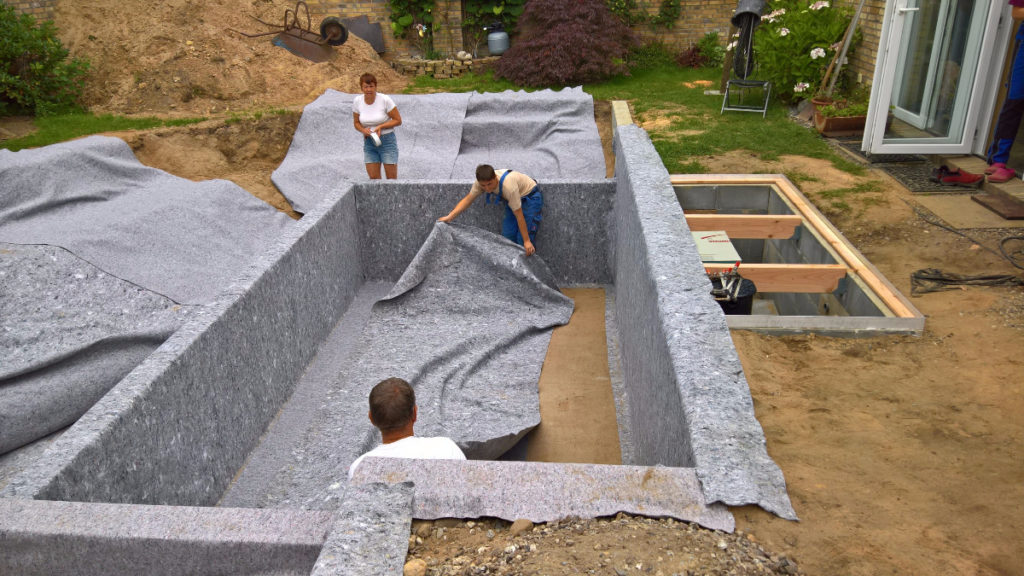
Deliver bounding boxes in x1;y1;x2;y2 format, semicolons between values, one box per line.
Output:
721;79;771;117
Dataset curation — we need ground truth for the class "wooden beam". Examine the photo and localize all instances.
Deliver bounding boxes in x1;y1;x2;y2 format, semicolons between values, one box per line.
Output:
704;264;848;293
685;214;803;239
770;178;917;317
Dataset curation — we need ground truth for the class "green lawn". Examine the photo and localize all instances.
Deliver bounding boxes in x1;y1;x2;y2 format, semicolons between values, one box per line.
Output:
1;113;204;151
406;64;862;176
5;64;860;181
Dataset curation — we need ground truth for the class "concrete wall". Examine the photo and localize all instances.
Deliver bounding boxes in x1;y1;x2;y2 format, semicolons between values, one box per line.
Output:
2;177;614;505
0;499;331;576
355;180;615;285
3;187;365;505
611;124;795;517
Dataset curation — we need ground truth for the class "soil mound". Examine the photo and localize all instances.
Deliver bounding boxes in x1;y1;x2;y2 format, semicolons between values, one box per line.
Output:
53;0;406;115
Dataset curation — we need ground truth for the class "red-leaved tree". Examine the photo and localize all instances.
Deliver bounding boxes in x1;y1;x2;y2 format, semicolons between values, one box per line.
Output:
494;0;636;87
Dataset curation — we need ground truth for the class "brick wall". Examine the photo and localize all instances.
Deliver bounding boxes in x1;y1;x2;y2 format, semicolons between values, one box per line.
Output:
834;0;884;85
634;1;735;50
2;0;57;22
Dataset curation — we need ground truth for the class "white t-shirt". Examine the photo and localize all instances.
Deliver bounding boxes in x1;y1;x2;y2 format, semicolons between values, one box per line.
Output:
353;93;397;135
348;435;466;478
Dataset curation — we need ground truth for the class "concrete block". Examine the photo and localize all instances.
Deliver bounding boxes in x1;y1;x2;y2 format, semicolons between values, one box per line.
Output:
311;482;414;576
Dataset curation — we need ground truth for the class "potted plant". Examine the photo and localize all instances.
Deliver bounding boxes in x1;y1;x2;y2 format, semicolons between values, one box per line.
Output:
814;98;869;137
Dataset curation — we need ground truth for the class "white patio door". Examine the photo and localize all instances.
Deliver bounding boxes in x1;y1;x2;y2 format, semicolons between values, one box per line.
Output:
864;0;1008;154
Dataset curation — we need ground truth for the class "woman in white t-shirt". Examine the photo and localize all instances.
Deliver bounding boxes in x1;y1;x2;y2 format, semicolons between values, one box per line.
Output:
352;72;403;179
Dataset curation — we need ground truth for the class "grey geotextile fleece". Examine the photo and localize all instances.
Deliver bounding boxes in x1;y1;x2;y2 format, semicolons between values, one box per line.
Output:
272;88;605;213
251;223;573;510
0;136;292;455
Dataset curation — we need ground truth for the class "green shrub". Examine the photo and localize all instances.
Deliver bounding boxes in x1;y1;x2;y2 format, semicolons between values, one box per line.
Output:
676;32;725;69
751;0;856;102
696;31;725;68
649;0;681;29
629;40;676;72
494;0;635;87
818;100;868;117
0;5;89;116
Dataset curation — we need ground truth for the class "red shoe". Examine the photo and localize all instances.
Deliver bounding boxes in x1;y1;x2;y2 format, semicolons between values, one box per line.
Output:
988;165;1016;183
985;162;1006;175
939;168;984;188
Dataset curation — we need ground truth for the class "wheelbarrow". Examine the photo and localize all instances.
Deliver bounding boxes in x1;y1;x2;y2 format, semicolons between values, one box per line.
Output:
229;1;347;63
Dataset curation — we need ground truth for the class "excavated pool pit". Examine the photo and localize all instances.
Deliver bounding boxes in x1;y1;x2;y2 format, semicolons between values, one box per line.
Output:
1;125;849;574
673;174;924;335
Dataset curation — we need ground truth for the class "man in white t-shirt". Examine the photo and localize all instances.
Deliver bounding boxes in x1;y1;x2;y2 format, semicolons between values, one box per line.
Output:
348;377;466;479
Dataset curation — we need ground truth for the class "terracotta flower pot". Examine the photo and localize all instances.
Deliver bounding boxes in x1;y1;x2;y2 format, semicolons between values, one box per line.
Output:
814;110;867;137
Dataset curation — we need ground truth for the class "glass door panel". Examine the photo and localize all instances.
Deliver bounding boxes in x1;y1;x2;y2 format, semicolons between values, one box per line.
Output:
864;0;1004;154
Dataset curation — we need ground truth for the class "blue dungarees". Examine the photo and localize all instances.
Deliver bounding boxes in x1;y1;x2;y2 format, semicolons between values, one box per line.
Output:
486;170;543;246
988;15;1024;165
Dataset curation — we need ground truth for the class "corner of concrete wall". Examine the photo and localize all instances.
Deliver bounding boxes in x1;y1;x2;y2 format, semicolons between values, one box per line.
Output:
2;188;365;506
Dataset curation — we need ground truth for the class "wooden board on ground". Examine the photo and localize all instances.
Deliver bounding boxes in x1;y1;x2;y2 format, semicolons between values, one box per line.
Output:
971;193;1024;221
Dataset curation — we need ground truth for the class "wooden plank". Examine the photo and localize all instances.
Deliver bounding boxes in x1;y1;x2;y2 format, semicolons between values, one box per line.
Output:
685;214;803;239
703;264;848;293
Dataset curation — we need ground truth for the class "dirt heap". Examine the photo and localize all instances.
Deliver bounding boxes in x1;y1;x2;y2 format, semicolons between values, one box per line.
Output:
53;0;406;115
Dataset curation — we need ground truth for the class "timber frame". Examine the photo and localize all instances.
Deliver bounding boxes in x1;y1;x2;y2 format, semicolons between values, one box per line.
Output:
671;174;924;335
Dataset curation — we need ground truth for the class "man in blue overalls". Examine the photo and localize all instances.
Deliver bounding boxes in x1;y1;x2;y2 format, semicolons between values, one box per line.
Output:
438;164;543;256
986;0;1024;183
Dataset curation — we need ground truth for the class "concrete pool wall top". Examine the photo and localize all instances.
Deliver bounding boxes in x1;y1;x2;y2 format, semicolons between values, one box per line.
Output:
1;120;800;573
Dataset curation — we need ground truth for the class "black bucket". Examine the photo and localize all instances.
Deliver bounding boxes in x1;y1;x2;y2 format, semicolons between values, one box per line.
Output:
712;277;758;315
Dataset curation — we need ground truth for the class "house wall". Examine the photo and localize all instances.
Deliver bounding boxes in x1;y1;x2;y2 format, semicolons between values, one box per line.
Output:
834;0;885;85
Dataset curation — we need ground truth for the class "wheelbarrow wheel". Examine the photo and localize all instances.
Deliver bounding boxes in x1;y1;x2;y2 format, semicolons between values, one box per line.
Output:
320;17;348;46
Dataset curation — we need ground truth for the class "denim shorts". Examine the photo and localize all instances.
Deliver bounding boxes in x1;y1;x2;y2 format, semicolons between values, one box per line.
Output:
364;131;398;165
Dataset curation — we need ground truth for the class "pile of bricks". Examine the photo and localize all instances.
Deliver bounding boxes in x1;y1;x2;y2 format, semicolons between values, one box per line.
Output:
390;56;499;79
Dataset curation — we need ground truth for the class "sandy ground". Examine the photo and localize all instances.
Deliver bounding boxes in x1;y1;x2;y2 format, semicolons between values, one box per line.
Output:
3;0;1023;571
52;0;405;115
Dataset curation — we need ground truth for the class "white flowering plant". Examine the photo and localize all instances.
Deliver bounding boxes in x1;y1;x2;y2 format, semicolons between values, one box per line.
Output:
753;0;857;102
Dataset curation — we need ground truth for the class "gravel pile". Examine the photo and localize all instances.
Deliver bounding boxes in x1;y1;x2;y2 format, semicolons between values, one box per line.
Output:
405;514;803;576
